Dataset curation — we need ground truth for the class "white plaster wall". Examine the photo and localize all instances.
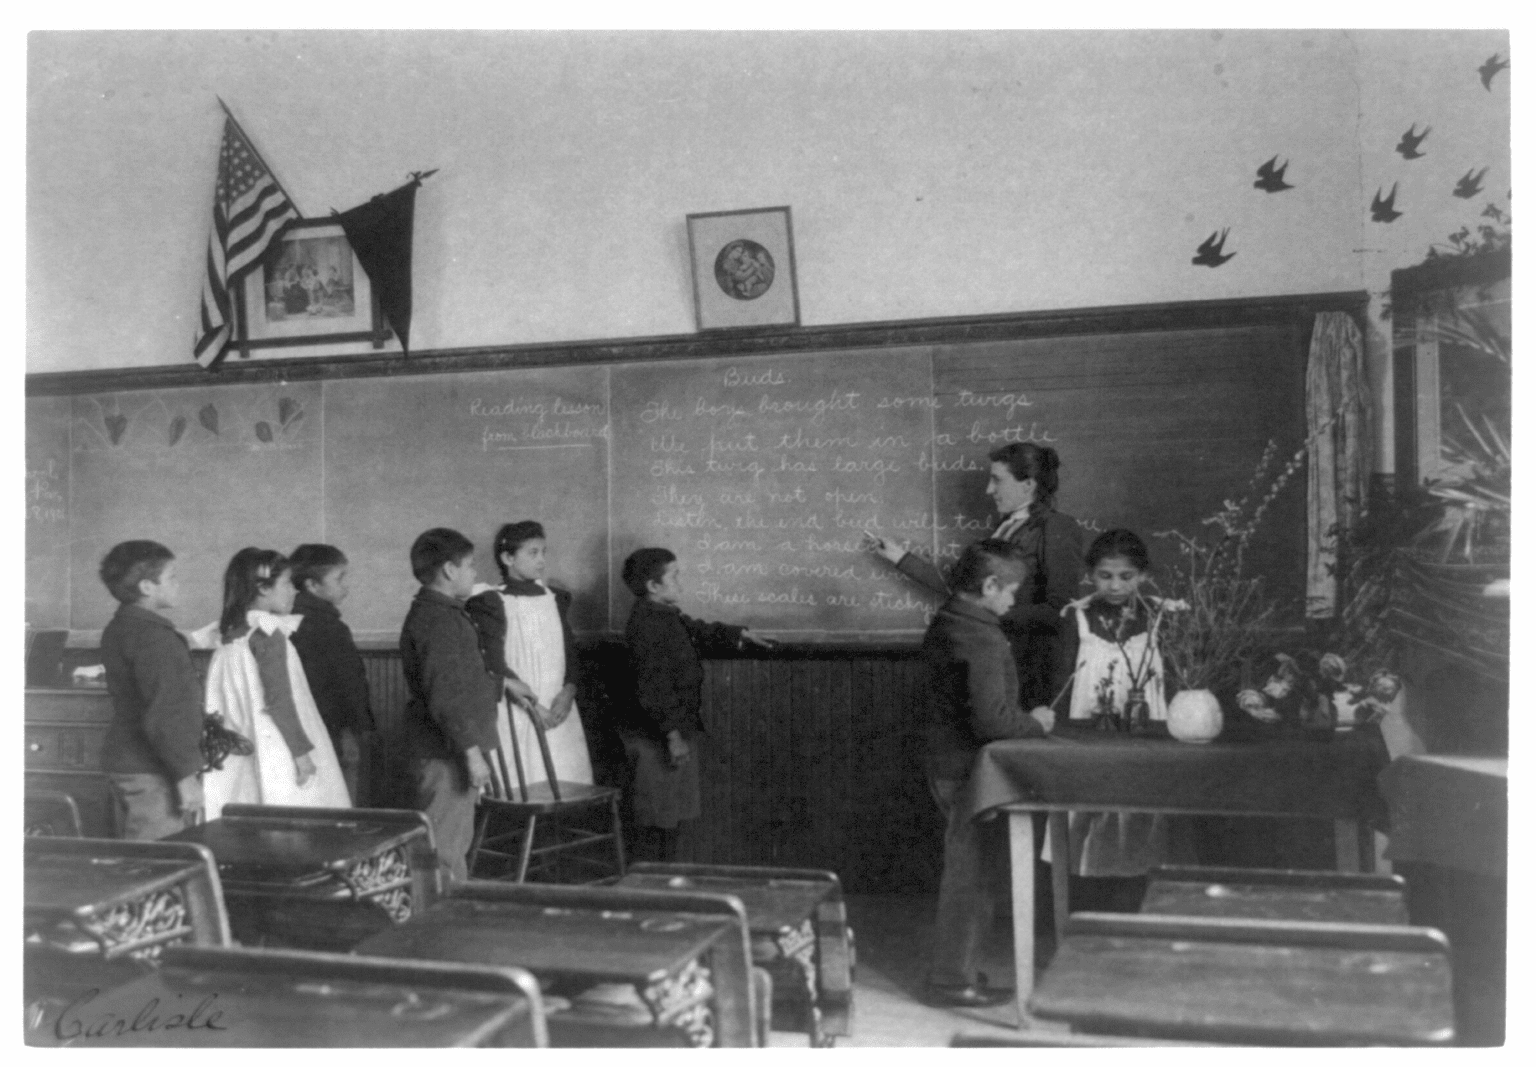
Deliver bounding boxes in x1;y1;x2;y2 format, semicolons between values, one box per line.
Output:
27;29;1510;376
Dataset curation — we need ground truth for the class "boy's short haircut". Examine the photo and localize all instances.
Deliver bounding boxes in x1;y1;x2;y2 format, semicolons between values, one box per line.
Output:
289;543;348;591
949;538;1027;595
621;547;676;597
99;540;175;604
410;528;475;584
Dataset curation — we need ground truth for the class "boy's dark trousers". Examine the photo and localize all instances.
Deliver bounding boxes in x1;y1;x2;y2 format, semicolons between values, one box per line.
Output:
413;756;477;883
108;772;191;841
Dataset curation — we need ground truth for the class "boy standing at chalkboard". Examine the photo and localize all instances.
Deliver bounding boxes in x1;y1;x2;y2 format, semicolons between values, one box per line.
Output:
620;547;774;862
289;544;376;803
399;528;501;882
97;540;206;839
921;539;1056;1006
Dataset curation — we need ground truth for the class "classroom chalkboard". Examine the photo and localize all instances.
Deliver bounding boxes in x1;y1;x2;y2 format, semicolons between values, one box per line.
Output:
25;296;1328;642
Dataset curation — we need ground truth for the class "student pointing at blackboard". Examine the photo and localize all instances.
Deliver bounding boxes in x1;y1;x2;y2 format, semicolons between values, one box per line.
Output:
865;442;1084;708
620;547;775;862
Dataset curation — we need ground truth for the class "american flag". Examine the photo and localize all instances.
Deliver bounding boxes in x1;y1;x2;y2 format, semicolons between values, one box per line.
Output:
193;115;300;369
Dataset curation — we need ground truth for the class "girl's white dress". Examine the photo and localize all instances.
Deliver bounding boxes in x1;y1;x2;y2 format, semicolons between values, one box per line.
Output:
1050;598;1175;877
489;583;593;787
202;610;351;818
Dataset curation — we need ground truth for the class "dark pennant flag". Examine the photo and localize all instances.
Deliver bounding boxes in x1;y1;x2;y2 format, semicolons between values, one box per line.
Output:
333;175;429;355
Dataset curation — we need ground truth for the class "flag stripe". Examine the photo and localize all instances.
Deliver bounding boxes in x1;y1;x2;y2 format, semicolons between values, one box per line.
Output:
193;115;299;369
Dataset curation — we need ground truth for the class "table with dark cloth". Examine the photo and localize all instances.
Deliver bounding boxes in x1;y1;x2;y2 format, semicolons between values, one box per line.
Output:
956;725;1392;1025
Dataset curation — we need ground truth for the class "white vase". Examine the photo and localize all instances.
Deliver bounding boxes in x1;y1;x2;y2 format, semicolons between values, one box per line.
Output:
1168;688;1223;743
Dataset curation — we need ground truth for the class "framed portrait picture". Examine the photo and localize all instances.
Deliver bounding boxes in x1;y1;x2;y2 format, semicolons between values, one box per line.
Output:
234;219;393;356
686;206;800;331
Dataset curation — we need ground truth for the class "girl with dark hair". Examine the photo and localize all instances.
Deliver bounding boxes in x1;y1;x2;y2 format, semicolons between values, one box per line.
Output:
466;521;593;786
1049;528;1190;905
867;441;1084;707
203;547;350;816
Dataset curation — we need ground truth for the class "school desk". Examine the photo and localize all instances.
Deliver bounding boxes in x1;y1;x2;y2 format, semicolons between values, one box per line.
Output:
355;880;757;1047
614;863;854;1046
1028;912;1454;1045
167;804;439;951
24;836;231;961
954;725;1391;1024
27;944;546;1047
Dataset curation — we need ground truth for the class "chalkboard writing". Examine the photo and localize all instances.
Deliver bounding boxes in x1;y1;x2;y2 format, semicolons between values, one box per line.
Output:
324;367;611;636
26;306;1313;641
26;395;72;630
610;347;939;634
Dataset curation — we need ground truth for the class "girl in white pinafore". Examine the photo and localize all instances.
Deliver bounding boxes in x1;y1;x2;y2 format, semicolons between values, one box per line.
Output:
466;521;592;786
202;548;351;818
1049;529;1175;879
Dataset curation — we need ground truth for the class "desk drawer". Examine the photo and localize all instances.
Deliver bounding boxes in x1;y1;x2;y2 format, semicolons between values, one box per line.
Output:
25;724;107;771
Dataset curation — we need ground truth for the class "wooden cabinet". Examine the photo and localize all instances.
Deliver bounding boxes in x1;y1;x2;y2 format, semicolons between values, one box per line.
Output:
25;688;115;837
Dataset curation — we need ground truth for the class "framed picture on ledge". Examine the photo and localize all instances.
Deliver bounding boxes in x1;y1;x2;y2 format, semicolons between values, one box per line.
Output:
686;206;800;331
233;219;394;357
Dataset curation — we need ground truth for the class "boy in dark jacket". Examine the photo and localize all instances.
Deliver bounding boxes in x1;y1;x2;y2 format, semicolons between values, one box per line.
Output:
620;547;773;862
98;540;206;839
289;543;375;802
921;538;1056;1007
399;528;500;883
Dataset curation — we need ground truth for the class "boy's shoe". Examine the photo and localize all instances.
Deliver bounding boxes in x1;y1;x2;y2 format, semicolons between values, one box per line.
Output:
921;981;1010;1008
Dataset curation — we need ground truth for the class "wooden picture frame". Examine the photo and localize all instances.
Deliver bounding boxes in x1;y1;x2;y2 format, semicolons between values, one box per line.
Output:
686;206;800;331
234;219;392;356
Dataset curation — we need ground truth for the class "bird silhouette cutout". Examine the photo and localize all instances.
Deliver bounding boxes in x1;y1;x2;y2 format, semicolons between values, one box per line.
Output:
1479;53;1508;90
1192;228;1235;267
1254;156;1293;192
1454;167;1489;199
1371;183;1402;223
1395;124;1430;159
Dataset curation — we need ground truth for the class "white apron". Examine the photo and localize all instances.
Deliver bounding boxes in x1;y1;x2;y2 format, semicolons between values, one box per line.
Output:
1049;603;1172;877
495;586;593;786
203;610;352;818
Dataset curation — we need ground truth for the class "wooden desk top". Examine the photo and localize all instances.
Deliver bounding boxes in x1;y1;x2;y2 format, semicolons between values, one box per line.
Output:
25;848;210;920
1140;881;1409;925
169;812;425;888
356;896;730;985
1030;932;1455;1045
29;962;531;1047
614;872;834;933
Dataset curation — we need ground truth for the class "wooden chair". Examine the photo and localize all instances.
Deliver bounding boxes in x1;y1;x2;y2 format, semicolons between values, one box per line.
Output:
27;944;549;1047
355;879;762;1046
1029;912;1455;1045
616;862;855;1046
1142;864;1409;925
467;696;625;883
24;789;83;837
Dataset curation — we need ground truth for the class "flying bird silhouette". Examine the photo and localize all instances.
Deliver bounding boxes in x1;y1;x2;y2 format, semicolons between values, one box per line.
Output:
1479;53;1508;90
1395;124;1430;159
1454;167;1489;199
1371;183;1402;223
1192;228;1235;267
1254;156;1293;192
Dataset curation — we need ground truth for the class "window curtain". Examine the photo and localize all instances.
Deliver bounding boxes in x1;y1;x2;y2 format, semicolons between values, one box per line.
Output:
1305;311;1373;618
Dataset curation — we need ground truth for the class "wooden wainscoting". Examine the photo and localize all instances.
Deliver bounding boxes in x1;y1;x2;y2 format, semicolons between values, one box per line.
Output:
357;645;942;895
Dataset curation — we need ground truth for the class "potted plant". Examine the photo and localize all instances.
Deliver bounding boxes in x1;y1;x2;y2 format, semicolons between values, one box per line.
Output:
1152;439;1307;742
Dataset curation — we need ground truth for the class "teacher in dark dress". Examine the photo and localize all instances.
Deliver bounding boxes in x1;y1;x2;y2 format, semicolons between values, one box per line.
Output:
867;442;1084;710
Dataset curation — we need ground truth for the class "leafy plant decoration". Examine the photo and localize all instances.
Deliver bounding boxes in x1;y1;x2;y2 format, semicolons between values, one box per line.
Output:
198;404;220;436
254;421;274;444
168;415;187;446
